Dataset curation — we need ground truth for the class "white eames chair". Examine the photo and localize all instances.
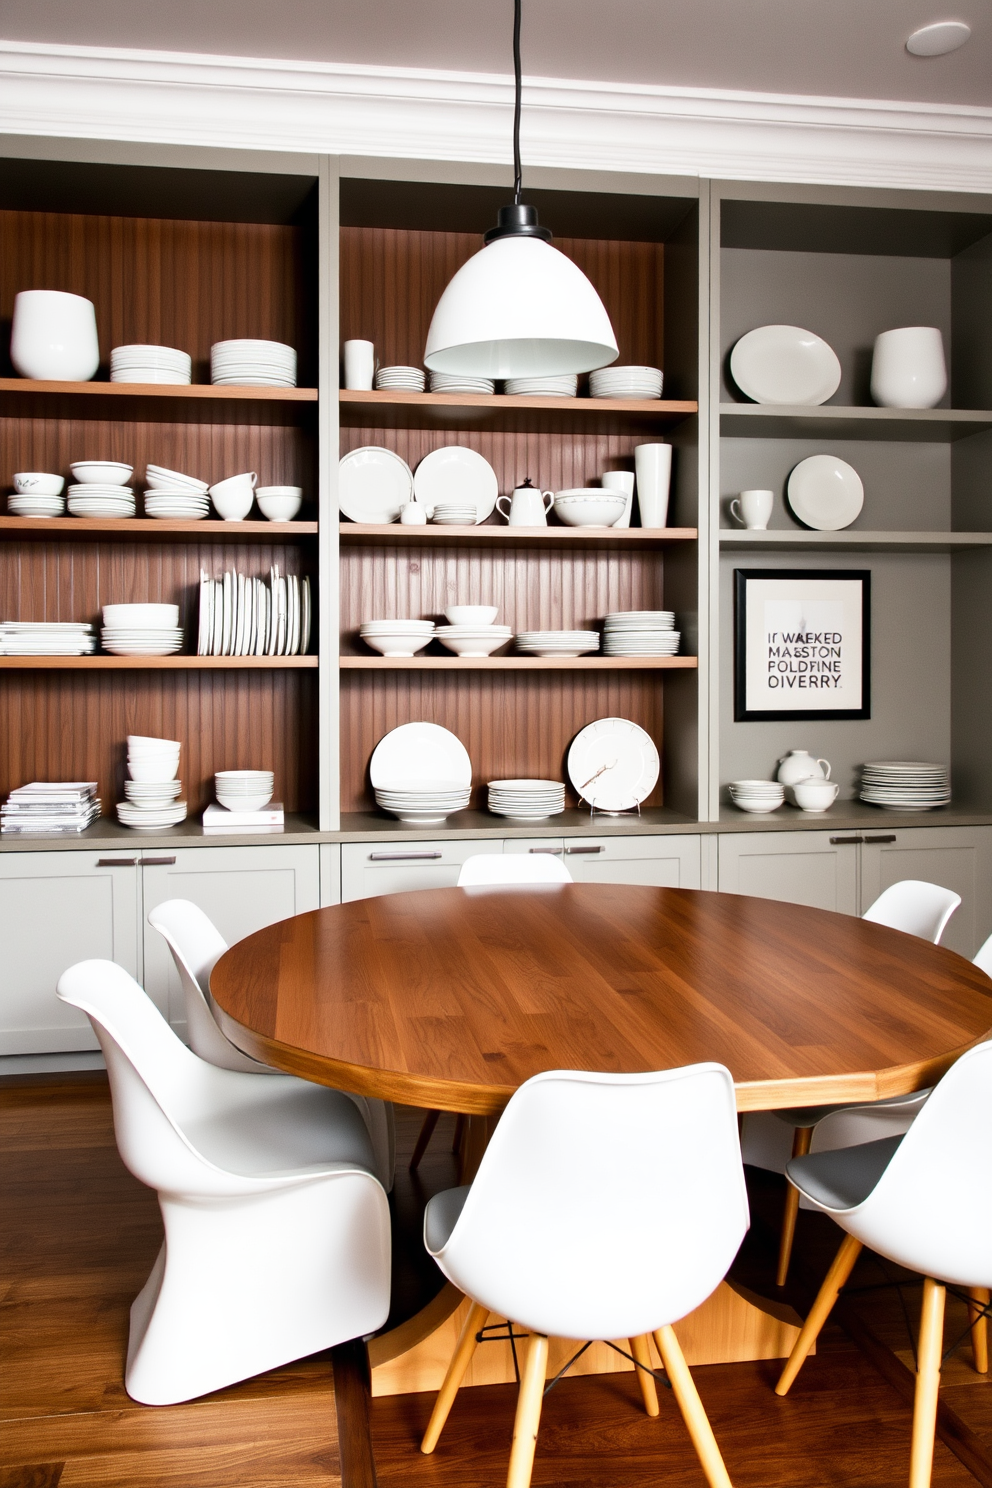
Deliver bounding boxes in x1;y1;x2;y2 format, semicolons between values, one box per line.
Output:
457;853;573;886
420;1065;749;1488
148;899;395;1189
763;879;962;1286
775;1039;992;1488
57;959;392;1406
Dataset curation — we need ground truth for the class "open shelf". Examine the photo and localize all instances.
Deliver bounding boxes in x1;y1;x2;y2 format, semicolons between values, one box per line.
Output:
718;530;992;553
338;522;696;547
340;389;697;435
719;404;992;442
0;518;318;541
0;378;317;403
0;655;318;670
0;379;318;426
340;656;696;671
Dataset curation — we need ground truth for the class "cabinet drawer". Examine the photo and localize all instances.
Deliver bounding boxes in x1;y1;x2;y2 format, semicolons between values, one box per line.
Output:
559;835;702;888
341;840;494;901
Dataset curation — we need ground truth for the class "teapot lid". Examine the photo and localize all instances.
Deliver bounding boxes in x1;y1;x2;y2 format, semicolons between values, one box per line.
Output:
516;476;535;489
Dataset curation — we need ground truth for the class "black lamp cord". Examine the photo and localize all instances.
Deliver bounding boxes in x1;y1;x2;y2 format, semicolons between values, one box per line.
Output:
512;0;523;205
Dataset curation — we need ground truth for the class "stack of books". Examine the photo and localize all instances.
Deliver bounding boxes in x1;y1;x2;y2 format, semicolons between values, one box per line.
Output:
1;782;101;834
202;802;285;834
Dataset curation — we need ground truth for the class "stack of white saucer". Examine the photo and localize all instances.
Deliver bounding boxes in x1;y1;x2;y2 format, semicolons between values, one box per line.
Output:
67;484;136;518
515;629;600;658
118;736;186;831
431;502;477;525
429;372;495;396
728;780;785;814
8;478;65;517
110;344;192;384
589;365;663;400
488;779;566;820
503;375;578;397
0;622;96;656
143;464;210;520
374;783;471;824
861;761;951;811
210;340;297;388
602;611;680;656
360;619;434;657
101;603;183;656
375;366;425;392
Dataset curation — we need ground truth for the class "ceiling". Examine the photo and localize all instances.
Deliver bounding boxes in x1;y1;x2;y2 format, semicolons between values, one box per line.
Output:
2;0;991;109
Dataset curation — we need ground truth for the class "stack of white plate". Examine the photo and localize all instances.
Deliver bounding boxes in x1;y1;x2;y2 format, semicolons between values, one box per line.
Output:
728;780;785;814
118;736;186;829
602;611;680;656
370;721;473;823
145;464;208;495
432;503;477;525
373;784;472;824
360;619;434;657
8;492;65;517
144;490;210;520
67;485;136;518
589;365;663;400
515;630;600;658
0;622;96;656
210;340;297;388
429;372;495;396
487;779;566;820
435;624;512;657
861;761;951;811
375;366;425;392
503;375;578;397
215;770;274;812
110;344;192;384
101;603;182;656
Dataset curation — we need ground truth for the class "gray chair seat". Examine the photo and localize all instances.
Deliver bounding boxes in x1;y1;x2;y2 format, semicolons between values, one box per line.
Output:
424;1184;471;1252
787;1134;904;1212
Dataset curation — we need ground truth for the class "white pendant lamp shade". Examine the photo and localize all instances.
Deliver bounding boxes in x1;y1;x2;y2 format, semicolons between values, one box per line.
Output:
424;235;619;379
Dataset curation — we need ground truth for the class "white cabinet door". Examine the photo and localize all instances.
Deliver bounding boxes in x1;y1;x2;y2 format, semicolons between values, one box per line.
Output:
341;840;493;901
0;851;140;1054
860;826;992;959
560;835;702;888
141;845;320;1033
717;831;860;915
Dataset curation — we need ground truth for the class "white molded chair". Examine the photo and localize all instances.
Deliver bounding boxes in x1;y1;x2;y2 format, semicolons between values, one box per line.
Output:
457;853;573;887
774;1039;992;1488
148;899;395;1189
420;1065;749;1488
748;879;962;1285
57;959;392;1406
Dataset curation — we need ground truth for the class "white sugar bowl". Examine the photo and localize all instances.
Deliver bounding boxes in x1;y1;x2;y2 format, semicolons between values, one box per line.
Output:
776;749;830;788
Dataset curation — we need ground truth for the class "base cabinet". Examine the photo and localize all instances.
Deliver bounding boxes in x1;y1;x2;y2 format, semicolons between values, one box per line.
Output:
0;852;140;1055
341;840;493;901
859;827;992;959
505;834;701;887
717;831;860;915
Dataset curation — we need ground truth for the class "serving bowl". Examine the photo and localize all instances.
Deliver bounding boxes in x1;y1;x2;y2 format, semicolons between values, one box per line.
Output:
553;490;626;528
70;460;134;485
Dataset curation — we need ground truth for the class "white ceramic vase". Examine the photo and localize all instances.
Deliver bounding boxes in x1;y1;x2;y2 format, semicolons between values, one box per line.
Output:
870;327;947;409
10;290;100;382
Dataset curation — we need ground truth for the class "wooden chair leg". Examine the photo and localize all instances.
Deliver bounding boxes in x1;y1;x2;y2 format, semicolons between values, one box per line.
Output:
653;1324;733;1488
910;1279;945;1488
776;1232;863;1396
420;1300;489;1453
968;1287;989;1375
506;1333;549;1488
629;1334;660;1416
409;1109;441;1171
776;1125;813;1286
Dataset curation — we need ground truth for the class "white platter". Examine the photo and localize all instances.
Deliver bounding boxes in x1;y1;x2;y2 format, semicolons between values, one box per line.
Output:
787;455;864;531
339;446;414;524
730;325;842;406
567;717;660;813
413;447;498;523
370;722;472;790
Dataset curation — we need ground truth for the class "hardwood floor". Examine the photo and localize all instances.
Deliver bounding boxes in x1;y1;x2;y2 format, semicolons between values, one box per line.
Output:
1;1078;988;1488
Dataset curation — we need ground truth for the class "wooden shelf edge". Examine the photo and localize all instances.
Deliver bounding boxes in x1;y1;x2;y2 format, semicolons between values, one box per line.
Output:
341;389;697;416
719;530;992;550
0;655;318;669
339;656;697;670
339;523;697;543
0;377;317;403
719;402;992;423
0;517;319;539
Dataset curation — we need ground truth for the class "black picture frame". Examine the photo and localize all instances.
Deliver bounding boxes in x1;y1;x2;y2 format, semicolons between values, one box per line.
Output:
734;568;871;722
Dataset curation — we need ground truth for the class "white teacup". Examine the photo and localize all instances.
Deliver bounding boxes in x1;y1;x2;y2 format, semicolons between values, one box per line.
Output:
794;779;840;813
496;485;554;526
209;472;257;520
10;290;100;382
343;339;375;391
399;501;427;526
731;489;774;530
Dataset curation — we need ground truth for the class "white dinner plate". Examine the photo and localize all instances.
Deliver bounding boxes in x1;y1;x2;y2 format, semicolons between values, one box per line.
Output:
787;455;864;531
370;722;473;790
338;447;414;524
413;447;498;523
567;718;660;813
730;325;842;406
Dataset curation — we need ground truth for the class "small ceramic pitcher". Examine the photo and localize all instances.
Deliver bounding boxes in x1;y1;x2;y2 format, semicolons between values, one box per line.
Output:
776;749;831;787
496;479;554;527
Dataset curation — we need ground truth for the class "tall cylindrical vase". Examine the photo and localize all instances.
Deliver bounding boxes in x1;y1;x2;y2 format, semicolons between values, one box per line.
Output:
633;444;672;528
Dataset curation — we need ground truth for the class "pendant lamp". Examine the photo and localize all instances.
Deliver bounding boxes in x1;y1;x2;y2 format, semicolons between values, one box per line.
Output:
424;0;618;379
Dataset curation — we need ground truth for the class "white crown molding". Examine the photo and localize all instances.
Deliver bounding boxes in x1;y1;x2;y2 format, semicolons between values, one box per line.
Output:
1;39;991;193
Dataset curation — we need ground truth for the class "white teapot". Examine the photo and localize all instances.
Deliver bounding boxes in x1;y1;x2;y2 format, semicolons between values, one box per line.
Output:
776;749;831;787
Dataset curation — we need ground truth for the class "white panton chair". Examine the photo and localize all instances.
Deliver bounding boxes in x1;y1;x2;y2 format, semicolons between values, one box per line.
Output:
457;853;572;886
148;898;395;1189
861;879;961;943
775;1039;992;1488
420;1065;749;1488
56;959;391;1406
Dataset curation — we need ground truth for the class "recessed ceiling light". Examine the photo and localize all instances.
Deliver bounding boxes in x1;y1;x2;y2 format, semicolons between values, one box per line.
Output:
906;20;972;55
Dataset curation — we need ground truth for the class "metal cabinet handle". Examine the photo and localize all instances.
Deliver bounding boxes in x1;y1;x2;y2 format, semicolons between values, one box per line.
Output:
864;835;897;844
528;847;563;855
96;857;137;867
564;845;605;855
369;850;443;861
142;856;177;866
829;837;864;845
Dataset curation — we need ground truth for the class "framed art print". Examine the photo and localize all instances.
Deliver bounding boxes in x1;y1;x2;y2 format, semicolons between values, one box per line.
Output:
734;569;871;722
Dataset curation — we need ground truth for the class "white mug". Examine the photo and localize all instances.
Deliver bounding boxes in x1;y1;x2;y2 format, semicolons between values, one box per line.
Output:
793;779;840;813
871;327;947;410
399;501;427;526
601;470;635;530
10;290;100;382
343;339;376;391
633;444;672;528
496;485;554;526
730;489;774;530
209;471;257;520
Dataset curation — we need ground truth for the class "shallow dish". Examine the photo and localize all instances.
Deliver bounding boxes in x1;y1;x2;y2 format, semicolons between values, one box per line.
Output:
70;460;134;485
413;446;498;523
787;455;864;531
730;325;841;406
567;717;659;812
339;446;414;524
553;491;625;528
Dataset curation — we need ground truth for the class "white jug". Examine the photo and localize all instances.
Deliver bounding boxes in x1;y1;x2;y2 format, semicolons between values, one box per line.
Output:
496;481;554;527
776;749;830;787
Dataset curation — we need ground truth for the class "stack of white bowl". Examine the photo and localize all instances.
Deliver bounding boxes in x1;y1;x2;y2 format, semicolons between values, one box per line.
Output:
602;611;680;656
429;372;494;396
589;365;663;400
552;490;626;528
503;375;578;397
728;780;785;814
67;460;136;518
142;464;210;520
515;629;600;658
210;340;296;388
435;606;511;657
488;779;566;820
431;503;477;525
118;736;186;830
374;782;471;824
9;473;65;517
360;619;434;657
110;344;192;384
215;770;274;811
375;366;425;392
101;603;183;656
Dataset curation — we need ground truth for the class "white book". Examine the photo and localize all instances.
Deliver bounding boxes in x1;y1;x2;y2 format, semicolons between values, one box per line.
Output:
202;802;285;828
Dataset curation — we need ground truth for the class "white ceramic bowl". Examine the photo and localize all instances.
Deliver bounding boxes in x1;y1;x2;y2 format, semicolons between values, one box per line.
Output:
128;734;181;748
209;472;257;520
444;605;499;626
870;327;947;409
215;770;273;785
14;472;65;496
437;632;510;657
553;491;626;528
128;760;180;783
71;460;134;485
10;290;100;381
256;486;302;521
362;631;434;657
104;604;179;627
